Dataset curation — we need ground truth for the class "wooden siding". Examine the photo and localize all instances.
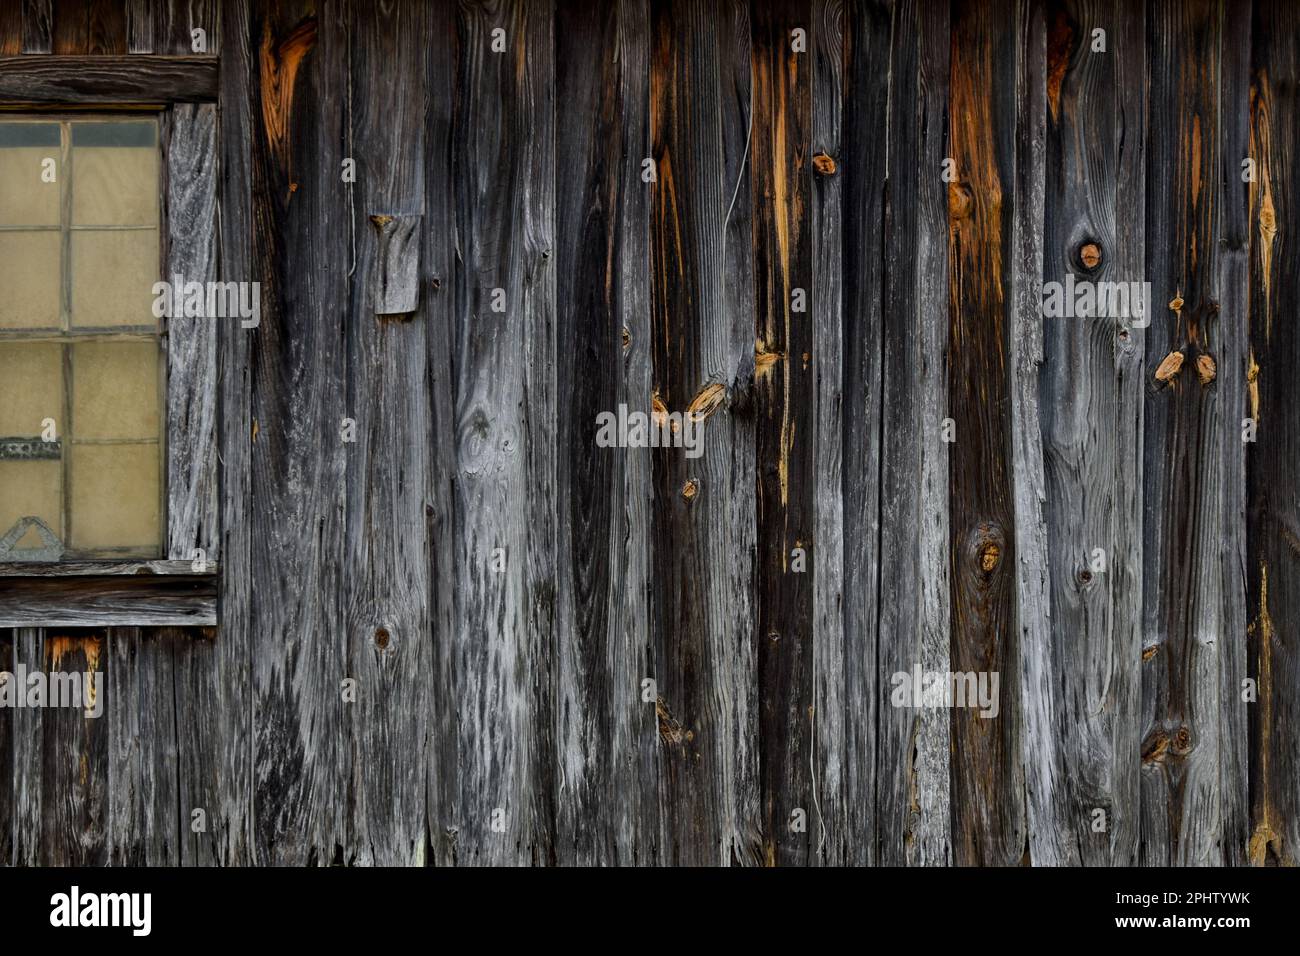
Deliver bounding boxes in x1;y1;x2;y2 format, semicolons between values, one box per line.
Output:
0;0;1296;867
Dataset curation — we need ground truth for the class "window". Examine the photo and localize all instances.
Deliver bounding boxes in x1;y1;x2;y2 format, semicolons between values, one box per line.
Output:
0;117;164;560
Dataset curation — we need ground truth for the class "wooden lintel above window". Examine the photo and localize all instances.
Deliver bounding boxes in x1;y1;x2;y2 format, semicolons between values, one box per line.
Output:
0;56;218;106
0;560;218;628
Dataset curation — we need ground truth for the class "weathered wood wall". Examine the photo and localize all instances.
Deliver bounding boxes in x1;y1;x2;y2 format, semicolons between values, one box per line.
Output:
0;0;1297;866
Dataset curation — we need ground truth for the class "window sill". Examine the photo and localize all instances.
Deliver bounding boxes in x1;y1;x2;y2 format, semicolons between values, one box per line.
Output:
0;560;218;628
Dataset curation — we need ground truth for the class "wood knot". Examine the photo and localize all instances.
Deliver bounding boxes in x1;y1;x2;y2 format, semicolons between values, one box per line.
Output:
948;181;973;220
681;478;699;501
812;152;837;176
1078;242;1102;270
622;327;631;351
687;382;726;423
374;627;390;649
1196;353;1217;384
979;541;1000;572
1153;350;1185;384
1173;726;1193;754
655;697;687;747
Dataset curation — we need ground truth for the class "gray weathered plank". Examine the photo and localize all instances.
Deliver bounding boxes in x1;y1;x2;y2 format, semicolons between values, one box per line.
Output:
108;626;179;864
164;101;220;564
553;0;659;866
344;0;433;866
452;0;557;865
810;0;845;866
247;1;347;865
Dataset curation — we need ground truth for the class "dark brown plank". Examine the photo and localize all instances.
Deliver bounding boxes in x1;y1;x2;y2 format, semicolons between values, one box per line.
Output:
1140;0;1246;866
947;0;1025;866
0;55;218;104
1247;0;1300;867
752;0;814;868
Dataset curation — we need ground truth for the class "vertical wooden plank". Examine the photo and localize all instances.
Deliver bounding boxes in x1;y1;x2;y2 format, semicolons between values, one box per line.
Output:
165;103;220;564
452;0;557;865
947;0;1025;866
107;627;179;864
124;0;150;52
247;0;348;865
553;0;658;866
1217;0;1252;869
0;630;12;863
51;0;89;53
810;0;844;866
156;0;217;53
751;0;813;868
874;0;954;867
1141;0;1245;866
423;0;460;869
168;0;254;869
0;4;23;53
39;631;108;865
1035;0;1146;865
837;0;888;867
718;0;762;866
11;629;43;864
649;0;760;865
86;0;126;53
23;0;54;52
1247;0;1299;867
344;0;433;867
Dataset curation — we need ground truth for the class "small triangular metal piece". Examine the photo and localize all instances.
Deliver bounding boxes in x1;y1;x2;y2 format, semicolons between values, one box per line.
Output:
0;515;64;562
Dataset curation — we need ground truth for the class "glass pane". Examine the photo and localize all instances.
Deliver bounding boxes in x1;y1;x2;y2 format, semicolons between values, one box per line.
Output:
71;121;159;226
0;342;62;437
71;340;161;440
0;460;63;545
0;122;61;227
70;229;159;328
69;443;160;552
0;231;61;329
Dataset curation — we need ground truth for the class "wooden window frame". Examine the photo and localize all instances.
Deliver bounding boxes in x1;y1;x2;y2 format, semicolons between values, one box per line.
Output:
0;57;219;628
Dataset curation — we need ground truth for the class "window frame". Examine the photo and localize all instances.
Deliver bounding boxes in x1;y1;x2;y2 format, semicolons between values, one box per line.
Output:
0;113;170;561
0;55;221;629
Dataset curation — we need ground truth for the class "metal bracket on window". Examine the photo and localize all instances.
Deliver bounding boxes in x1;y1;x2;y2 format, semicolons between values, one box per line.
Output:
0;437;61;461
0;516;64;563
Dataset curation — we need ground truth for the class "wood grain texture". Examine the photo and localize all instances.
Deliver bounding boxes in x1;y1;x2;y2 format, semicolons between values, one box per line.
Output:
1036;0;1146;865
1247;0;1299;867
246;0;347;865
948;0;1025;867
553;0;659;866
451;0;557;865
344;0;433;866
752;0;813;868
164;102;220;564
1140;0;1247;867
874;0;953;867
0;0;1296;870
809;0;845;866
0;573;216;627
0;54;218;102
650;0;761;865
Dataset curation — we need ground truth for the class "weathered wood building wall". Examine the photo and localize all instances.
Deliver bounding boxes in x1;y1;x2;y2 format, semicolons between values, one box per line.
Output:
0;0;1296;866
